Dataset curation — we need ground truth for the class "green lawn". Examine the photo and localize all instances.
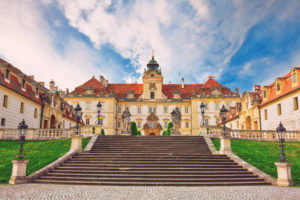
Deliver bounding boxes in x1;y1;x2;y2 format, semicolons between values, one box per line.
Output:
212;138;300;187
0;138;90;184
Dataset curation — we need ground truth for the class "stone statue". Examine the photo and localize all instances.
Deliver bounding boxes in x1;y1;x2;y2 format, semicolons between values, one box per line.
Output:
121;107;131;133
171;107;181;132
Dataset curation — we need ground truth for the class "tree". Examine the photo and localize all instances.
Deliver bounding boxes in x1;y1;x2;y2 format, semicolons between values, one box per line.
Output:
166;122;173;136
130;121;138;135
101;129;105;136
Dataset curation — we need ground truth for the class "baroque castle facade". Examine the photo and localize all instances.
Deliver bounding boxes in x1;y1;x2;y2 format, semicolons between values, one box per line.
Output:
64;56;240;135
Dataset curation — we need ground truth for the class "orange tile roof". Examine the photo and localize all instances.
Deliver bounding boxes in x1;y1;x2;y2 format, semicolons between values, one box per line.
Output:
71;76;234;99
260;68;300;106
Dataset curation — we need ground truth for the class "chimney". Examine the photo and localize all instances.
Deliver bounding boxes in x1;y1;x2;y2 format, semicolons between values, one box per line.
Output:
181;77;184;89
253;85;261;92
99;75;104;84
235;88;239;95
28;75;34;80
38;81;45;87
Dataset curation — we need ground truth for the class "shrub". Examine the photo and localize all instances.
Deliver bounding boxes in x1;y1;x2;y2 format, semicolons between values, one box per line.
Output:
166;122;173;136
162;131;167;136
130;121;138;135
101;129;105;136
137;131;141;136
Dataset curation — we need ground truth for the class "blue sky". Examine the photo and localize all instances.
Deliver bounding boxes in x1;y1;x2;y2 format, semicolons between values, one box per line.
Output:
0;0;300;92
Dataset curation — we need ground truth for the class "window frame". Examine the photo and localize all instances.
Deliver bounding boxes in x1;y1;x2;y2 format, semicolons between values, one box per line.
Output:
20;102;24;114
150;92;155;99
3;95;8;108
294;97;299;110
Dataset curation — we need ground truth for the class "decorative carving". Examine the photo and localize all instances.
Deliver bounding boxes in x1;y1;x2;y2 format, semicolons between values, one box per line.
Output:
170;107;181;133
143;113;162;136
121;108;131;134
149;82;156;89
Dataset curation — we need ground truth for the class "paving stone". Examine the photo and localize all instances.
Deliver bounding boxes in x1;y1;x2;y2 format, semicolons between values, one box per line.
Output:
0;184;299;200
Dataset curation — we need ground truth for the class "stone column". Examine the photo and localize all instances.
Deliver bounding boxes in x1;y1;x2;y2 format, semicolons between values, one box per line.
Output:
9;160;29;184
219;136;231;154
275;162;293;187
71;135;82;151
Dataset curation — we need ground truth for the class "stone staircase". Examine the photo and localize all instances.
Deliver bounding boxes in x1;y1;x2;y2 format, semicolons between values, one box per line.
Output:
32;136;269;186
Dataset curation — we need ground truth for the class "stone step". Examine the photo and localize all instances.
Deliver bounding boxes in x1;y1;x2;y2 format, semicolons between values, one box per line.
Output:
62;163;239;167
49;170;252;175
76;153;213;156
36;176;266;183
56;166;244;171
32;179;269;186
46;172;258;179
67;160;236;164
70;158;232;162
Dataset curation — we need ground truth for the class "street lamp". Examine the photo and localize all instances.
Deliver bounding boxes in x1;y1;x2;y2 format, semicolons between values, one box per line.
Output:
17;119;28;160
74;103;82;135
200;102;205;126
277;122;287;162
219;104;228;136
97;101;102;125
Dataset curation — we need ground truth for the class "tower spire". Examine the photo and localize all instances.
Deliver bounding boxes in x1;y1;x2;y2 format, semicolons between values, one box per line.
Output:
152;49;154;59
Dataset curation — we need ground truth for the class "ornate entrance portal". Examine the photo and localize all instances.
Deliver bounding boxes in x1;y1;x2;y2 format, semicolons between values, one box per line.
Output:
143;113;162;136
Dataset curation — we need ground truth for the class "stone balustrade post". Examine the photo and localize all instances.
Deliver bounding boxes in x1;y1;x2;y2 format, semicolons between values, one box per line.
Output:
275;162;293;187
219;136;231;154
9;160;29;184
71;134;82;151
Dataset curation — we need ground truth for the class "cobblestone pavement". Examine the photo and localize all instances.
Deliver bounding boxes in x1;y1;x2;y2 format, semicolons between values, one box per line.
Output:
0;184;299;200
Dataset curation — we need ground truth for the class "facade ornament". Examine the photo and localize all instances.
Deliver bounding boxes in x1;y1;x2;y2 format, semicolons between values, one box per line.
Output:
121;107;131;134
170;107;181;135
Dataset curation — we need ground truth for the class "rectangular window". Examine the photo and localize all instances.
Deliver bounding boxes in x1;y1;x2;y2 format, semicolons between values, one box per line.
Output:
185;122;189;128
153;122;156;128
34;108;38;119
277;104;281;116
21;79;25;88
204;119;209;126
5;69;9;79
117;122;120;127
215;103;219;110
277;82;280;91
138;106;141;113
1;118;5;126
153;107;156;113
35;87;39;96
294;97;299;110
204;103;208;110
150;92;155;99
226;103;230;109
3;95;8;108
149;107;152;113
118;107;121;113
264;109;268;120
99;119;103;125
138;122;141;128
86;103;91;111
292;73;297;83
20;102;24;114
185;107;188;113
164;107;168;113
164;122;168;128
86;119;90;125
263;90;267;98
149;122;152;128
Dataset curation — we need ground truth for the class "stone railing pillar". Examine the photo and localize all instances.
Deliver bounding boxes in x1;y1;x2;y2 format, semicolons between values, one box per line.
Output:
70;134;82;151
219;136;231;154
275;162;293;187
9;160;29;184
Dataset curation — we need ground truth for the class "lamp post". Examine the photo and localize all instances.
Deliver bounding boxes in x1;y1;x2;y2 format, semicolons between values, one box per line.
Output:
276;122;287;162
219;104;228;137
200;102;205;126
17;119;28;160
74;103;82;135
97;101;102;125
275;122;293;186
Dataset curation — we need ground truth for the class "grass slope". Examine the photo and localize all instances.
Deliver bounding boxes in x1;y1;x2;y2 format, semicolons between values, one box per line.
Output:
0;138;90;184
212;139;300;187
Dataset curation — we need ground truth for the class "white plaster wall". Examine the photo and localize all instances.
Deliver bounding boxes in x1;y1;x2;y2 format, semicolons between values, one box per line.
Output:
261;92;300;131
0;89;40;128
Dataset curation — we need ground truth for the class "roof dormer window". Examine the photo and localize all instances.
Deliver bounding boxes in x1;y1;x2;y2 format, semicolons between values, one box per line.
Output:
5;69;9;80
276;82;280;92
292;72;297;83
35;87;39;96
263;90;267;98
21;79;26;89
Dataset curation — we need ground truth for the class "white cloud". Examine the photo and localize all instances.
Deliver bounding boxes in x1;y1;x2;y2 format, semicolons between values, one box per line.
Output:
0;0;102;90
